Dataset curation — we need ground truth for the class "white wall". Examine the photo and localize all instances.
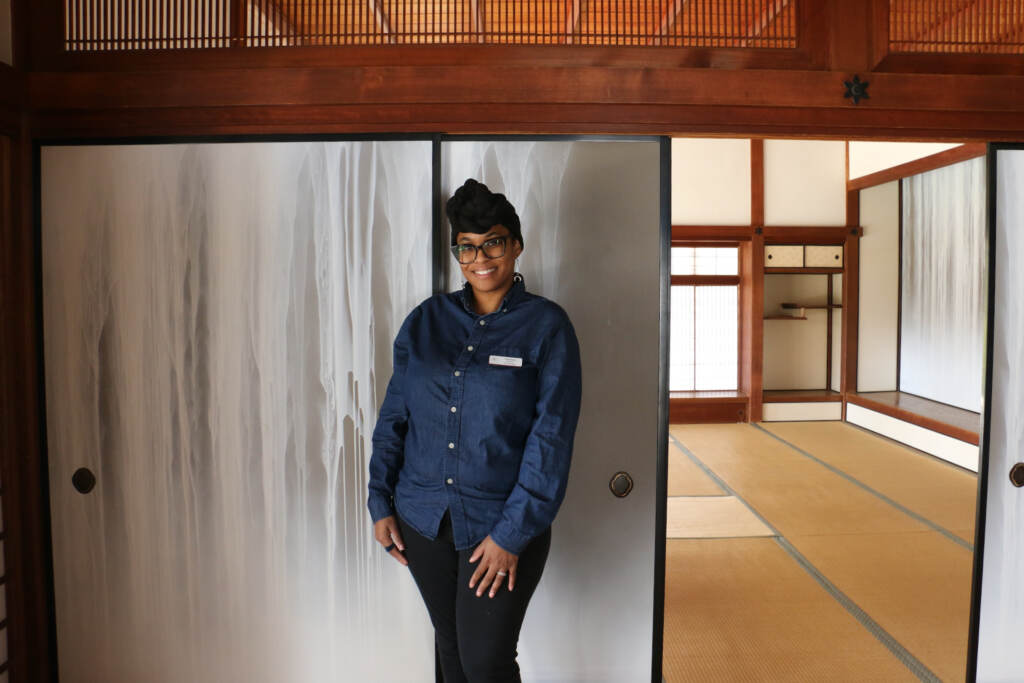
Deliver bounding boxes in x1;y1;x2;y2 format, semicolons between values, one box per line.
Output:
0;0;12;65
671;138;750;225
848;142;962;180
857;181;900;393
764;140;846;226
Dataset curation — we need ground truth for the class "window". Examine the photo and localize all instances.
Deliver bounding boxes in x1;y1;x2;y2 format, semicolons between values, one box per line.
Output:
670;246;739;392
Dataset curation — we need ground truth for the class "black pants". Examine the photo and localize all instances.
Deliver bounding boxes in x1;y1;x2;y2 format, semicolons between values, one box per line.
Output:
397;510;551;683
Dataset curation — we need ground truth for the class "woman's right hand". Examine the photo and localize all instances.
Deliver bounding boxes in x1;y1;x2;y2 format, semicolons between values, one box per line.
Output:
374;516;408;566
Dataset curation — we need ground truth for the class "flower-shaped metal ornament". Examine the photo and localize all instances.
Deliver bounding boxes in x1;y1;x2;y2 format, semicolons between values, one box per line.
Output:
843;75;870;105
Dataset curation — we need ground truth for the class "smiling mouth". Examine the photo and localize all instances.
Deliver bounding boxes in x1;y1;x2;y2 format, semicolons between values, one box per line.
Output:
472;267;497;276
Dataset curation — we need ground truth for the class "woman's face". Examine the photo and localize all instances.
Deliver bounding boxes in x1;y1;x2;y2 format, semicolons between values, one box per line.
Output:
455;224;523;296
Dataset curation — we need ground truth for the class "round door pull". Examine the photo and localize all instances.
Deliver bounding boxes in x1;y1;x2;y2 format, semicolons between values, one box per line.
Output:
609;471;633;498
1010;463;1024;488
72;467;96;494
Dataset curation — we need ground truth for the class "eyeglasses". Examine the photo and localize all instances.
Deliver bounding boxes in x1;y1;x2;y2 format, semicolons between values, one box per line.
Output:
450;236;508;264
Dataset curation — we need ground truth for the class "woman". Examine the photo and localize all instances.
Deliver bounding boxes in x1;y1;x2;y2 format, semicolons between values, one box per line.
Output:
367;178;582;682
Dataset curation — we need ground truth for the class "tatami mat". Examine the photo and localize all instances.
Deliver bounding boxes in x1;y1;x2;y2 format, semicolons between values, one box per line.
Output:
663;538;917;683
669;422;975;682
666;496;774;539
759;421;977;542
668;441;726;496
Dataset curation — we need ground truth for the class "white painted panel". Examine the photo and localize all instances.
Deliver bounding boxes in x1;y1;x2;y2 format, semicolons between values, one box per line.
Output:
976;148;1024;681
765;245;803;267
41;142;435;683
763;314;828;390
848;141;962;180
671;138;750;225
858;182;900;392
0;0;11;65
444;140;661;682
845;404;979;472
762;402;842;421
900;158;986;412
805;245;843;267
764;140;846;226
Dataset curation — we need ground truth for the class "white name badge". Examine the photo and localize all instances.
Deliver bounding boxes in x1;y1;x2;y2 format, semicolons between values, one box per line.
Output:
489;355;523;368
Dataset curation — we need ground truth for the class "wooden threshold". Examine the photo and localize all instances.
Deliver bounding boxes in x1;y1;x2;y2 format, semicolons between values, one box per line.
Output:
670;392;748;424
846;391;980;446
764;390;843;403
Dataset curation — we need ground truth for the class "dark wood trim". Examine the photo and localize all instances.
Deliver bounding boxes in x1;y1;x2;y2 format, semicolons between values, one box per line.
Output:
764;389;843;403
874;52;1024;76
868;0;889;70
670;275;741;286
845;392;979;446
826;274;833;390
671;225;753;241
840;230;860;398
670;397;747;424
896;179;903;392
762;225;851;244
671;240;743;248
847;142;987;190
829;0;872;72
845;189;860;227
748;233;765;422
750;139;764;226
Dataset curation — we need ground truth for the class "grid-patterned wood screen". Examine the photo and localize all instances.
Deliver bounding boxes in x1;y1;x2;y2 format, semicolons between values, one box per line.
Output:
890;0;1024;54
64;0;799;51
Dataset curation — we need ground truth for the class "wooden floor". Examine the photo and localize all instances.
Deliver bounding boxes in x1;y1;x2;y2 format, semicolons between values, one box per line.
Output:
664;421;977;683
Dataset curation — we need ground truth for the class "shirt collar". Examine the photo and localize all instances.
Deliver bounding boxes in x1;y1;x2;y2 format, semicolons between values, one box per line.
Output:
458;274;527;316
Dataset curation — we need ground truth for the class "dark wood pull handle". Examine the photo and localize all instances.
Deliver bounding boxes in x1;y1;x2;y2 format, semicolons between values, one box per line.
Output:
609;471;633;498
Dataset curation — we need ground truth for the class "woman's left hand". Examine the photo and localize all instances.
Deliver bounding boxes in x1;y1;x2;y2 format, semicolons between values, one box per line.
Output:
468;535;519;598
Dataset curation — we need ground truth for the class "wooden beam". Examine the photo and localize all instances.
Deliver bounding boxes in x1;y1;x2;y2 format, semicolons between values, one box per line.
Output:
751;139;764;227
762;225;852;244
847;143;987;190
672;225;754;241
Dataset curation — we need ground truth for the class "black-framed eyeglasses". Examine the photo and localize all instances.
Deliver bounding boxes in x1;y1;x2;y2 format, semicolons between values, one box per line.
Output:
450;236;508;264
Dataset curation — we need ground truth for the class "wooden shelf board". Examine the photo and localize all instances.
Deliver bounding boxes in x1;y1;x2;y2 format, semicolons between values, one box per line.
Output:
764;315;807;320
764;390;843;403
765;267;843;274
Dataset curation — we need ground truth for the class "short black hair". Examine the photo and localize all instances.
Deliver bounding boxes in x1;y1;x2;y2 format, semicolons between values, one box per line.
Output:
445;178;523;249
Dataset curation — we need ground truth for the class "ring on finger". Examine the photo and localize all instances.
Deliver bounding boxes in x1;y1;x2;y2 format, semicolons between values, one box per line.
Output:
384;543;396;553
496;570;508;577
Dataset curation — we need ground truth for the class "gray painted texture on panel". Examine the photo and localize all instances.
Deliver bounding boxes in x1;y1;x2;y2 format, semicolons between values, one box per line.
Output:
41;142;435;682
900;158;987;412
978;149;1024;682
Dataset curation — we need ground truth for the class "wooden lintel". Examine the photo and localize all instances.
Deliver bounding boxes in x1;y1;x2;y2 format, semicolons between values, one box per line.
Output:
848;143;987;190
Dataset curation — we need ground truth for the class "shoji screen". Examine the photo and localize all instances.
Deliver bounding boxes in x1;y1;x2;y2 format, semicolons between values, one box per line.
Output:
900;158;987;412
442;140;663;682
41;141;434;682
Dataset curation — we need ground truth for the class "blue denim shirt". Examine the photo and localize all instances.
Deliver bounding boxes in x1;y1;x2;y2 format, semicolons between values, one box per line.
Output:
367;278;582;555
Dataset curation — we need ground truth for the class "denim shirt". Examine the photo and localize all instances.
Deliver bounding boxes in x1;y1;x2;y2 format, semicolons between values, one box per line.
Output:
367;278;582;555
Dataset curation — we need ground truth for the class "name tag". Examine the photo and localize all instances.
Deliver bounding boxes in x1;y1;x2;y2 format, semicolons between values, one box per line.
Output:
489;355;523;368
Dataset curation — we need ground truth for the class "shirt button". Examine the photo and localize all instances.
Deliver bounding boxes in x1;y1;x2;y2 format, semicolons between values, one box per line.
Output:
479;320;486;326
467;345;473;351
448;442;455;449
446;478;454;485
454;370;461;377
450;406;457;413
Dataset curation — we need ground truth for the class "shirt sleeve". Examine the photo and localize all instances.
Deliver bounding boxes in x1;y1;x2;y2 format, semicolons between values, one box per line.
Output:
367;310;415;523
489;314;583;555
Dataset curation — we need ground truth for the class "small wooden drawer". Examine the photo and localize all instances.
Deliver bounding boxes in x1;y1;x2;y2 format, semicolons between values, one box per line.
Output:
805;245;843;267
765;245;804;267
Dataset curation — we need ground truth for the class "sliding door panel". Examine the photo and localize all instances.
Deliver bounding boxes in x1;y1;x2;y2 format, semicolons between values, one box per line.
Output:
976;147;1024;681
41;141;434;682
442;140;663;682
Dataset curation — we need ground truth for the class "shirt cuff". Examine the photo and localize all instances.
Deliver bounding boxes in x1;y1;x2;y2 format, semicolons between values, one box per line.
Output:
489;519;534;556
367;493;396;523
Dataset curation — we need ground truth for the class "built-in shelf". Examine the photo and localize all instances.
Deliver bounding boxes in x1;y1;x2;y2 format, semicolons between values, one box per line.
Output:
764;389;843;403
764;315;807;320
